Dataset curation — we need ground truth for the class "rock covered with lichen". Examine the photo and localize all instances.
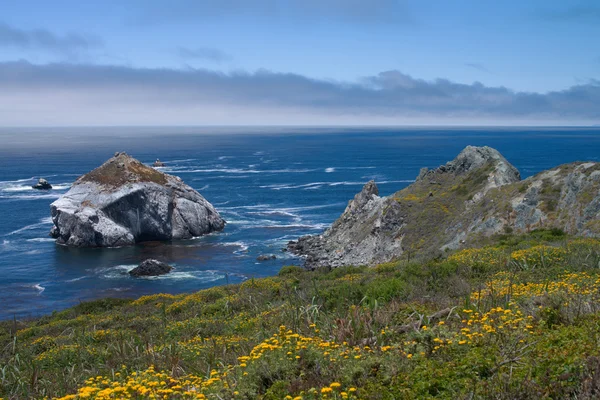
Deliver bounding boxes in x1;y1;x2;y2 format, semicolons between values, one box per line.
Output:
50;152;225;247
288;146;600;268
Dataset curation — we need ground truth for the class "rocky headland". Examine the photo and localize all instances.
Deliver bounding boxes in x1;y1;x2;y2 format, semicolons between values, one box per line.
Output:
50;152;225;247
288;146;600;269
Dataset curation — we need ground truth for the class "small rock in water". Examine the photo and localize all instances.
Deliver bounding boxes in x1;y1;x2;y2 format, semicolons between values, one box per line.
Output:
32;178;52;190
153;158;166;167
257;254;277;261
129;259;173;277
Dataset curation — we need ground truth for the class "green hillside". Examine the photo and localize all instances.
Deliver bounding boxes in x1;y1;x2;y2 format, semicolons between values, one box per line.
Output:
2;230;600;399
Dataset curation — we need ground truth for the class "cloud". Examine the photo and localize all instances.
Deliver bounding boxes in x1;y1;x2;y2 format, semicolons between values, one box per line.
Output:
0;61;598;126
0;22;102;55
129;0;412;26
176;46;233;63
465;63;491;74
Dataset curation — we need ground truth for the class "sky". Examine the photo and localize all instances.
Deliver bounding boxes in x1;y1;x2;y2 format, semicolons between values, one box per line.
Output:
0;0;599;126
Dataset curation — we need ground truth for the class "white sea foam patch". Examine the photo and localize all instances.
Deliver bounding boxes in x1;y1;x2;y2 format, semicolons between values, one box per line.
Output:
197;184;210;191
261;180;413;190
1;193;61;201
1;182;71;192
325;167;335;173
152;270;225;282
26;237;56;243
220;241;249;253
100;264;137;279
174;168;316;174
220;204;272;210
247;210;299;218
23;283;45;293
6;217;53;235
66;276;87;282
255;222;329;230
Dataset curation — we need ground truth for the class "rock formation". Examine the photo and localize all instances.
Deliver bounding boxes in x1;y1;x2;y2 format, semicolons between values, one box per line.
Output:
129;259;173;277
288;146;600;269
32;178;52;190
50;152;225;247
257;254;277;261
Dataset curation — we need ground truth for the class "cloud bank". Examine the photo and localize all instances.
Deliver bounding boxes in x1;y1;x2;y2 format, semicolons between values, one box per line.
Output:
0;61;598;126
0;23;102;55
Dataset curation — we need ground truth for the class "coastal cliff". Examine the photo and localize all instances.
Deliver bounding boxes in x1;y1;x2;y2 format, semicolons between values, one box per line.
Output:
50;152;225;247
288;146;600;268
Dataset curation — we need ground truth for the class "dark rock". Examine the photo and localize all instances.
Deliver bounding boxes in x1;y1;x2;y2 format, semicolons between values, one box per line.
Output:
50;152;225;247
257;254;277;261
129;259;173;277
32;178;52;190
153;159;166;167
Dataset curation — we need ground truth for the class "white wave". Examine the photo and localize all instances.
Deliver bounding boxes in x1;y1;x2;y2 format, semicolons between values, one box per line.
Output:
2;193;61;200
325;167;335;173
247;210;298;218
6;217;53;235
157;270;225;282
100;264;137;279
261;182;328;190
220;204;272;210
168;158;197;163
66;276;87;282
26;238;55;242
24;284;45;293
174;168;315;174
257;223;329;230
276;203;346;212
304;185;322;190
50;184;71;190
0;177;34;185
197;184;210;191
2;184;34;192
220;241;249;253
1;182;70;192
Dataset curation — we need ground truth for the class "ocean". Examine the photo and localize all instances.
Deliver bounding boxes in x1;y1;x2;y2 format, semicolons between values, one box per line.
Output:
1;126;599;320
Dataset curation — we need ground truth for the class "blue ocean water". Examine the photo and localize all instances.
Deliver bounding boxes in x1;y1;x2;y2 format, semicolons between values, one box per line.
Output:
1;127;599;320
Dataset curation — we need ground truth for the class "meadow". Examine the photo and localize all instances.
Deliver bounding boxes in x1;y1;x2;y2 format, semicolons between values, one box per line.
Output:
1;229;600;399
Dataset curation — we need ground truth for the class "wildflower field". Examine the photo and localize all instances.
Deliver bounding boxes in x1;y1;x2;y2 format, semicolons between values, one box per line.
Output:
1;230;600;399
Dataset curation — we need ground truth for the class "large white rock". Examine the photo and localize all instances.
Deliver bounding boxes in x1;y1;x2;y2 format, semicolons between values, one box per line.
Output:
50;152;225;247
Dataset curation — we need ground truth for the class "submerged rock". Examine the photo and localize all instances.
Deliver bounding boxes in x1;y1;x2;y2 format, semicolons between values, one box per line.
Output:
289;146;600;269
50;152;225;247
129;259;173;277
32;178;52;190
257;254;277;261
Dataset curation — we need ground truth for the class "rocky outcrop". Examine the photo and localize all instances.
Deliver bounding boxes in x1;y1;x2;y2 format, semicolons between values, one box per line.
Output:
288;146;600;269
129;259;173;277
50;152;225;247
32;178;52;190
257;254;277;261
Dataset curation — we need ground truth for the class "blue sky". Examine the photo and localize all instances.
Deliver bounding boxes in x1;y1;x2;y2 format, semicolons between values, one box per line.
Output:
0;0;598;126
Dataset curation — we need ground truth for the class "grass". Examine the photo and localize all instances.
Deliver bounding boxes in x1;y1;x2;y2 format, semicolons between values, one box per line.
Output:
78;154;167;188
2;233;600;399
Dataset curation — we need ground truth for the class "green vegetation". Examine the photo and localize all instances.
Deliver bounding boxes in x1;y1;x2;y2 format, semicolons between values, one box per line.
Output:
79;154;167;188
2;233;600;399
